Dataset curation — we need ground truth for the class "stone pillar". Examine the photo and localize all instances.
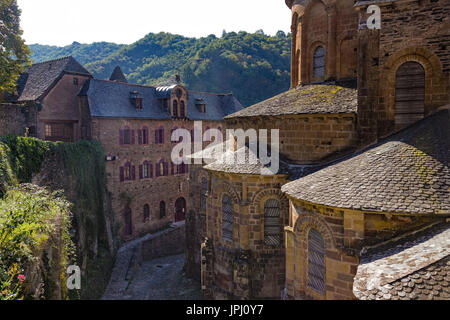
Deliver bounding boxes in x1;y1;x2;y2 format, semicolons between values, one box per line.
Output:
200;237;214;300
326;7;337;81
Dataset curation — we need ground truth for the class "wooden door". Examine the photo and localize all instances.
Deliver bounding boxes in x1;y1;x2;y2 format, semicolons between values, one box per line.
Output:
175;197;186;222
395;62;425;128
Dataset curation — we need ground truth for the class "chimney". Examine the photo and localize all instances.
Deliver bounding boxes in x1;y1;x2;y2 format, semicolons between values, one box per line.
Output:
175;74;181;84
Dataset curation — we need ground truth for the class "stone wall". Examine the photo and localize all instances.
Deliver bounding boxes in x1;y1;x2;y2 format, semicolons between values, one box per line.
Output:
201;171;289;299
357;0;450;140
284;197;447;300
225;114;359;164
90;115;223;242
0;103;27;136
290;0;359;86
140;222;186;261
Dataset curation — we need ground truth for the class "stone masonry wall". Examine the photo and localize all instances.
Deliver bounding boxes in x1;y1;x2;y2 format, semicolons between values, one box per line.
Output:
0;103;27;136
225;114;359;164
140;222;186;261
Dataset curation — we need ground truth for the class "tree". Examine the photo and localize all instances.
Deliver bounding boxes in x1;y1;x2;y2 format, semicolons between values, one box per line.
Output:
0;0;30;93
276;30;287;38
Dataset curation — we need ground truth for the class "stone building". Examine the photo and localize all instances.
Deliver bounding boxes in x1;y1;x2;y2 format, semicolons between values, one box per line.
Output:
1;56;93;141
186;0;449;300
78;76;242;240
3;57;243;242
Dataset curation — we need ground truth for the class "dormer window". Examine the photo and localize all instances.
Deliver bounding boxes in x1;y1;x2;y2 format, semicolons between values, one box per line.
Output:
130;91;143;110
195;98;206;113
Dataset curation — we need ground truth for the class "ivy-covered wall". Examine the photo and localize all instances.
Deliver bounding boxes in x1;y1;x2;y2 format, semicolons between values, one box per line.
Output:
0;136;115;300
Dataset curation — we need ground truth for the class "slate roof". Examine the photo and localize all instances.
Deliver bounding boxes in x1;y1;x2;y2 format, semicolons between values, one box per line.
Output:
16;56;91;102
204;142;293;176
282;107;450;214
354;0;397;7
82;79;243;121
109;66;128;83
225;83;357;119
353;223;450;300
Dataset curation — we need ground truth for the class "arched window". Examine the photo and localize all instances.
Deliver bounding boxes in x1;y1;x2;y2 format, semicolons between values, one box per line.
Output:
160;201;166;218
201;177;208;209
141;126;149;145
173;100;178;117
155;126;164;144
222;195;233;241
264;199;281;246
120;126;134;145
180;101;186;118
395;61;425;128
308;229;325;294
120;161;135;181
140;161;152;179
313;46;325;79
143;204;150;222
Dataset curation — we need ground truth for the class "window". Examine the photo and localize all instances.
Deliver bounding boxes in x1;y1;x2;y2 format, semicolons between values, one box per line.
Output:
73;78;79;85
264;199;281;246
45;124;51;137
313;46;325;79
395;61;425;128
201;178;208;209
173;100;178;117
160;201;166;218
308;229;325;294
135;98;143;110
120;162;135;182
143;204;150;222
180;101;186;117
155;127;164;144
140;161;152;179
222;195;233;241
140;126;149;145
44;122;75;142
120;126;134;145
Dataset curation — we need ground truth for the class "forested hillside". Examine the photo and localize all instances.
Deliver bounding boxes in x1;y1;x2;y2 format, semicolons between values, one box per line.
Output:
29;31;291;107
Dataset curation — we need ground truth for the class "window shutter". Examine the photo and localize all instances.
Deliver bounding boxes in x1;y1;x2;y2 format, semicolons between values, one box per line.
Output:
131;130;135;144
308;229;325;294
164;162;168;176
144;128;149;144
119;130;124;145
155;130;159;144
264;199;281;246
186;164;189;174
138;129;143;145
171;162;175;175
156;163;160;177
161;129;164;144
222;195;233;241
139;165;143;179
120;167;124;182
150;164;153;178
131;166;136;180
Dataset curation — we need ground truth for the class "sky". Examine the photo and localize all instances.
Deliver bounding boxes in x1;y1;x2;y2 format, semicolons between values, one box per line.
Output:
17;0;291;46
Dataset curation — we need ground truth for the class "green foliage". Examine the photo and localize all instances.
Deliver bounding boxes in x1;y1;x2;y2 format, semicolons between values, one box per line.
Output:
0;184;74;300
0;0;31;92
30;31;291;107
0;142;17;195
29;41;125;66
0;135;55;183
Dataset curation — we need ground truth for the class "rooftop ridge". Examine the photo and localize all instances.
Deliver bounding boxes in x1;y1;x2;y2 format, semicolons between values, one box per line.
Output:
30;55;74;66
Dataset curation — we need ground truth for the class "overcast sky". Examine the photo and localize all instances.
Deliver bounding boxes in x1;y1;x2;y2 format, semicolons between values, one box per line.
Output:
17;0;291;46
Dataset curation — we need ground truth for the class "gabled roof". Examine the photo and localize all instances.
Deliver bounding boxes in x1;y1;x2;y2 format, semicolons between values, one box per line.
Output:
353;223;450;300
82;79;243;121
282;107;450;215
16;56;91;102
225;82;357;119
109;66;128;83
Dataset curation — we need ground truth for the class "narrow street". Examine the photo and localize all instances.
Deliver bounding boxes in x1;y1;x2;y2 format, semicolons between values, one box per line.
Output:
102;231;202;300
